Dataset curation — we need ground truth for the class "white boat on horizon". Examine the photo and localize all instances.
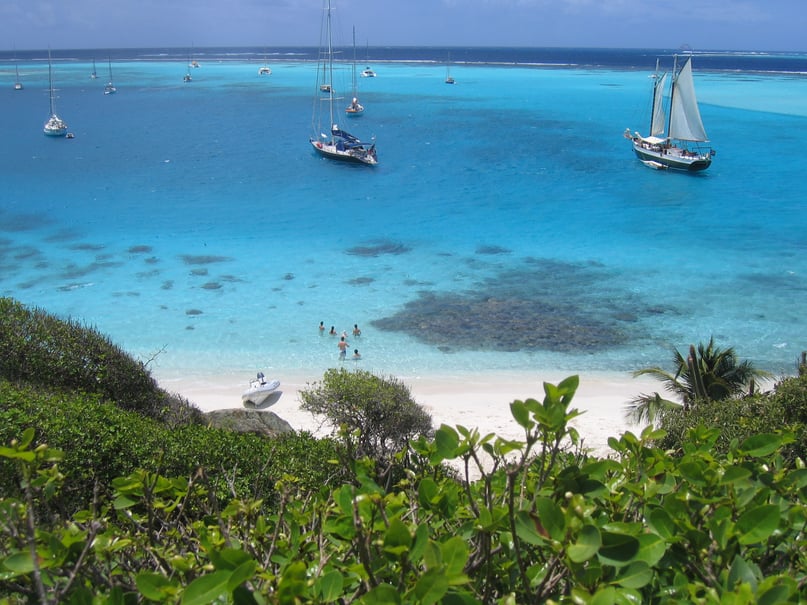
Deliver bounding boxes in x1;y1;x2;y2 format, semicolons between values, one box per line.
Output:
626;55;714;172
241;374;281;406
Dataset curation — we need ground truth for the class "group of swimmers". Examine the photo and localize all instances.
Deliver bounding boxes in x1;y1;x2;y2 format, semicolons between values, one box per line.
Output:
319;321;362;360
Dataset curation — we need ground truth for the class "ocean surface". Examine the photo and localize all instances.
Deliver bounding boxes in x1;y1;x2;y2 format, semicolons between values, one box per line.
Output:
1;46;806;391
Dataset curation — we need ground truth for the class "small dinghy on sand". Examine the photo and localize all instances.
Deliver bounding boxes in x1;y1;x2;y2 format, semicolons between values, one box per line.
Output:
242;373;281;406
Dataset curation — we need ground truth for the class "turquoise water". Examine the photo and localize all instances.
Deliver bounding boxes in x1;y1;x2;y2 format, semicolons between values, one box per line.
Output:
1;51;806;385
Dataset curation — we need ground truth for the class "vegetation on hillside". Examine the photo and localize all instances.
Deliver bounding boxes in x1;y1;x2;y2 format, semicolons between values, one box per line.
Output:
1;297;805;602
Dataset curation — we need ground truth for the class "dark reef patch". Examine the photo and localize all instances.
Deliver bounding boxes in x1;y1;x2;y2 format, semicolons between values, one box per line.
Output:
345;239;412;257
128;245;153;254
180;254;233;265
201;282;222;290
190;268;209;276
161;280;174;290
186;309;204;316
69;243;106;252
0;212;52;233
348;277;375;285
370;259;657;354
475;245;512;255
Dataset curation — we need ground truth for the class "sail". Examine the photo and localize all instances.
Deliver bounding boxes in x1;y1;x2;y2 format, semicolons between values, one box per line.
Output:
650;73;668;137
669;57;708;142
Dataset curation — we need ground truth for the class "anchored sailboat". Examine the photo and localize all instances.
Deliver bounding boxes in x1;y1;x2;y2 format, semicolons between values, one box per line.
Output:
104;57;117;95
345;26;364;117
43;50;68;137
625;55;714;171
14;61;23;90
309;0;377;165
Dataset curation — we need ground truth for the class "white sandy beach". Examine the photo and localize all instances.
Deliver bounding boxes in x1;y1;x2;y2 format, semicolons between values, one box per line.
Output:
161;369;657;459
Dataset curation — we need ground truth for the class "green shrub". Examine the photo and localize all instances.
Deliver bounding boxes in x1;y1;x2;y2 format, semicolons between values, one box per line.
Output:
0;297;201;425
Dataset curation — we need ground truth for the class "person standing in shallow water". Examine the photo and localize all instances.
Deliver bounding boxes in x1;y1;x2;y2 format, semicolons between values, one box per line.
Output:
338;336;349;359
352;348;361;360
329;326;337;336
353;324;361;336
319;321;325;333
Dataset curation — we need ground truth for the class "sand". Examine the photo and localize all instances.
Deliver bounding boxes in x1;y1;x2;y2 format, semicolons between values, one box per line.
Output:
160;369;657;459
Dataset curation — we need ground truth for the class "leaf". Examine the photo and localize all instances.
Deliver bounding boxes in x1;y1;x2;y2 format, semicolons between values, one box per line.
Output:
433;425;459;461
440;536;468;576
646;507;676;540
736;504;780;545
615;561;653;589
598;531;640;567
727;555;760;592
510;400;531;429
1;552;35;575
635;533;667;567
567;524;601;563
738;434;782;457
413;568;450;605
534;496;565;542
383;518;412;555
136;571;174;601
227;560;258;592
514;510;549;546
181;570;231;605
317;569;344;602
362;583;402;604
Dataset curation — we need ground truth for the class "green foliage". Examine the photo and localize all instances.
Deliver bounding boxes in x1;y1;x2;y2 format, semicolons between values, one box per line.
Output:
3;376;806;604
0;297;202;425
0;379;342;515
656;373;807;462
300;367;433;484
625;337;771;424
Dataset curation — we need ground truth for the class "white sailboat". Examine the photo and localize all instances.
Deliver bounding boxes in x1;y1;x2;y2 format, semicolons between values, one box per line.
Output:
183;51;193;83
625;55;714;172
90;57;98;79
43;50;68;137
361;41;376;77
345;26;364;117
14;61;23;90
310;0;377;165
258;48;272;75
445;53;455;85
104;57;117;95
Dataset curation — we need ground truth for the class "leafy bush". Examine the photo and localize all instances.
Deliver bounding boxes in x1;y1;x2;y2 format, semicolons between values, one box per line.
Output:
300;367;433;485
0;379;342;515
656;373;807;461
0;297;201;425
2;377;805;604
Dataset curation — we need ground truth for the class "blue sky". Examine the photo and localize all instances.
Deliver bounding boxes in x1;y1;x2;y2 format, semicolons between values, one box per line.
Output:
1;0;804;52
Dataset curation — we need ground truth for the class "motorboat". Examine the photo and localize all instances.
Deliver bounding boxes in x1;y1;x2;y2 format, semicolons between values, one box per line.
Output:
242;374;281;406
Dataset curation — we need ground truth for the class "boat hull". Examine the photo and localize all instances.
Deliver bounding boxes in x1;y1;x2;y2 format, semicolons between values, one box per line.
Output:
311;139;377;165
632;142;711;172
242;379;281;406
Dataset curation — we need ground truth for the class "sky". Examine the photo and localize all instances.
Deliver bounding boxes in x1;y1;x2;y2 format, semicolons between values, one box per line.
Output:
1;0;805;52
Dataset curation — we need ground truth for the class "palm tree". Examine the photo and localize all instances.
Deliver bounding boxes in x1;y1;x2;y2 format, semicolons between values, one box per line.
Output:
624;337;770;425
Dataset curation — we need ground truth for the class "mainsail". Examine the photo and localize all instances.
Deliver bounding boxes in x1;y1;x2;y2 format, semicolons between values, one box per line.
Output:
669;56;708;142
650;72;668;137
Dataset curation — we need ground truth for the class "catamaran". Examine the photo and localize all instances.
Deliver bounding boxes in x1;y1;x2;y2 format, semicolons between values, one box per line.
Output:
625;55;714;171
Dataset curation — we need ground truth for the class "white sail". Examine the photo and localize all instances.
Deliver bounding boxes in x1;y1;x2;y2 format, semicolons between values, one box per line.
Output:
650;72;668;137
669;57;708;142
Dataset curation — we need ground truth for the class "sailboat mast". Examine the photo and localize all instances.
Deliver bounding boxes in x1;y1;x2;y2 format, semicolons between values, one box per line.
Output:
666;54;679;144
326;0;335;128
48;50;56;115
648;59;659;135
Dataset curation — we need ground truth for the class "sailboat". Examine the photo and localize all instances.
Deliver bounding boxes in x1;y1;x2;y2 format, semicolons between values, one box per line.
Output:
345;26;364;117
183;51;193;83
361;41;376;77
258;49;272;75
445;53;455;84
90;57;98;79
14;61;23;90
310;0;377;165
43;50;68;137
104;57;117;95
625;55;714;172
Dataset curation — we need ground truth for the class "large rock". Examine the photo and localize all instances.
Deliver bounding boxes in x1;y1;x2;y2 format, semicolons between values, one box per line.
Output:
205;408;293;436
